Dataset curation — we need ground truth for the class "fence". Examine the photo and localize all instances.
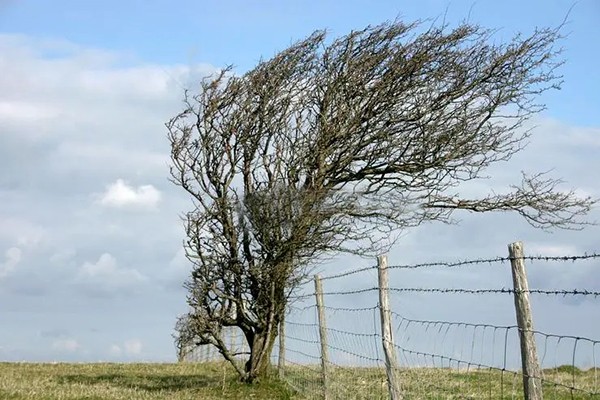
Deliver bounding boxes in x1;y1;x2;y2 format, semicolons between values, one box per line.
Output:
178;326;248;364
180;241;600;399
274;241;600;399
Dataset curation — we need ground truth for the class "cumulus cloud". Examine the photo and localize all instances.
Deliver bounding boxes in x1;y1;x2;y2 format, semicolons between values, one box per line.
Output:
0;247;22;279
98;179;161;209
79;253;145;281
76;253;147;296
52;338;81;352
0;29;597;366
0;33;216;203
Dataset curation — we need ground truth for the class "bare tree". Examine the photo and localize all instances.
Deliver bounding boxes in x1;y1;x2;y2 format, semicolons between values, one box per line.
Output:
167;19;594;383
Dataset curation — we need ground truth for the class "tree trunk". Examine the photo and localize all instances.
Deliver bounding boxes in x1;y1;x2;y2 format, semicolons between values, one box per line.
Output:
243;321;279;383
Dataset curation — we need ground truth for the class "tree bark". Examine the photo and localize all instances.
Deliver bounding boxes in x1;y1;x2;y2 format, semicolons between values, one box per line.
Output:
243;321;279;382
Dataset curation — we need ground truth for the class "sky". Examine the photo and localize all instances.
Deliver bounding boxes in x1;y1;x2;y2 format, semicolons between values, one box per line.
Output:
0;0;599;365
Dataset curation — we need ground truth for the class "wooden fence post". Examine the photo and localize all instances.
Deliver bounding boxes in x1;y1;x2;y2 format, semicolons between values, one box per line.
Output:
508;241;543;400
314;274;330;400
377;255;403;400
278;315;286;378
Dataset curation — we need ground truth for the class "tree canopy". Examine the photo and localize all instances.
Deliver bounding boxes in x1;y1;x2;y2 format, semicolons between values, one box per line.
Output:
167;19;594;382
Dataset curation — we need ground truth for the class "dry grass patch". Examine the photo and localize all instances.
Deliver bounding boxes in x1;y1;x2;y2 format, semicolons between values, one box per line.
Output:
280;364;600;399
1;362;598;399
0;362;295;400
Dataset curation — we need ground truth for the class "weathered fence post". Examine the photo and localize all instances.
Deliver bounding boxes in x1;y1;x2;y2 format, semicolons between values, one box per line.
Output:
314;274;330;400
377;255;403;400
278;315;286;378
508;241;543;400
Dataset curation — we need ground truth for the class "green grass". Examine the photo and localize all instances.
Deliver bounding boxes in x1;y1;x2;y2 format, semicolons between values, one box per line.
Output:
280;364;600;399
1;362;598;399
0;362;295;400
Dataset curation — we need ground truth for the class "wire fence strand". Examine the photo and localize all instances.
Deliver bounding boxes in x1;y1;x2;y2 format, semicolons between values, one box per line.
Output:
183;248;600;399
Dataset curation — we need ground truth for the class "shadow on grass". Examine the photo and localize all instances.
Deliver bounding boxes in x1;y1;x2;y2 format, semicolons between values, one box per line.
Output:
57;373;219;392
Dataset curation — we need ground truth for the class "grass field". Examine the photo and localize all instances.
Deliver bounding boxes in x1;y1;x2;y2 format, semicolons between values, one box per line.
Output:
281;364;600;399
0;362;294;400
0;362;598;399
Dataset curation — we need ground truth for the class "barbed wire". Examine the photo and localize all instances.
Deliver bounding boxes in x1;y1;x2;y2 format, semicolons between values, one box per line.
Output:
295;287;600;297
388;256;510;270
523;253;600;262
323;305;379;312
183;247;600;399
319;253;600;281
289;287;377;299
320;264;377;280
387;288;600;296
288;302;317;310
320;287;378;296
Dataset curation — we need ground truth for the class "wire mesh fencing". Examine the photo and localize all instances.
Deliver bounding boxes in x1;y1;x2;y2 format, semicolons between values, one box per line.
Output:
275;241;600;399
179;326;249;365
274;304;389;399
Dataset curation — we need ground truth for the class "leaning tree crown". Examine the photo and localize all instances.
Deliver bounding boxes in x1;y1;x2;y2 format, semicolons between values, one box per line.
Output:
167;19;594;383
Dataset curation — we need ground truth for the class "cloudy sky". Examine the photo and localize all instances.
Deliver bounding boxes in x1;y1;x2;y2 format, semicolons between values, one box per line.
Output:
0;1;599;364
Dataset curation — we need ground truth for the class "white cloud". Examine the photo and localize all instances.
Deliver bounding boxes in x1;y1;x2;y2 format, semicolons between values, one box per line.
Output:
98;179;161;209
124;339;143;355
76;253;147;296
52;338;81;352
79;253;144;281
0;29;597;367
0;101;58;124
51;142;167;178
0;247;22;279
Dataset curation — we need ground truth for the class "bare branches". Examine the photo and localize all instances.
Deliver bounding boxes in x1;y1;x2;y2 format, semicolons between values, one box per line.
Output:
168;18;593;382
425;172;596;230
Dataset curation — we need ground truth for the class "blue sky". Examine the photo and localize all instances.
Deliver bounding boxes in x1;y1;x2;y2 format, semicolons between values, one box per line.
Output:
3;0;599;125
0;1;599;364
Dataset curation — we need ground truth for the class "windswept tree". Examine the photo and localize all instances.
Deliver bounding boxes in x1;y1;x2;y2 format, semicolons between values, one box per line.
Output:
167;19;594;382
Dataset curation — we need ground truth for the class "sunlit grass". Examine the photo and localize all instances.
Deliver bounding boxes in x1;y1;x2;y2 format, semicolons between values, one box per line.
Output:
1;362;598;399
0;362;294;400
281;364;600;399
